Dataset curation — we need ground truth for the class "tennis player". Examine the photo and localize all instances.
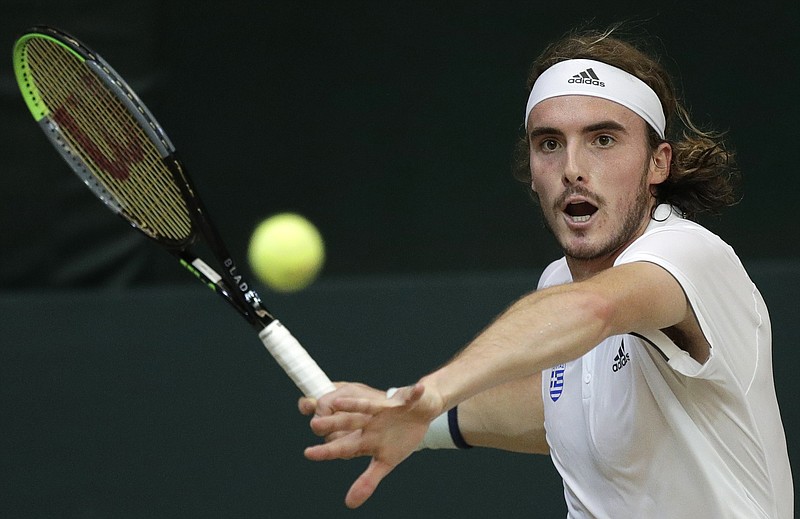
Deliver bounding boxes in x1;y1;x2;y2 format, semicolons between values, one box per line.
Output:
301;27;793;518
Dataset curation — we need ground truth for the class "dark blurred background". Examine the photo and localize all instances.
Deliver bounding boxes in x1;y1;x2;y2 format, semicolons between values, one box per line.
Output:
1;1;797;517
2;0;798;287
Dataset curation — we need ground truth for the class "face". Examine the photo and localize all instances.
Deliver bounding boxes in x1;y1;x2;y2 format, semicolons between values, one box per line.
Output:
527;95;670;271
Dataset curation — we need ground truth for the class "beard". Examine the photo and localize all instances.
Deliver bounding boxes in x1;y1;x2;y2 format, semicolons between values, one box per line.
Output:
539;167;653;261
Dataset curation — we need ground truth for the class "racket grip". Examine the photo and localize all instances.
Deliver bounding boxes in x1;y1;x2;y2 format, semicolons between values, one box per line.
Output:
258;320;336;399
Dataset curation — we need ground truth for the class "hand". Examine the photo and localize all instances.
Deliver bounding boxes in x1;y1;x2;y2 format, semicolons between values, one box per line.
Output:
298;382;384;442
303;382;443;508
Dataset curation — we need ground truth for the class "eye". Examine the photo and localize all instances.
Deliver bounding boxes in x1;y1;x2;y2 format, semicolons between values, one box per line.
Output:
540;138;560;152
595;135;615;147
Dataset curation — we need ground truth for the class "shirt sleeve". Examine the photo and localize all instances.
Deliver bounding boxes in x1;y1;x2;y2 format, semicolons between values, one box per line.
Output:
615;224;763;384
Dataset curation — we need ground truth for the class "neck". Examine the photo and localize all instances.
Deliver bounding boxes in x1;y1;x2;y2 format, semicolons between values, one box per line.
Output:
566;253;619;282
565;203;658;282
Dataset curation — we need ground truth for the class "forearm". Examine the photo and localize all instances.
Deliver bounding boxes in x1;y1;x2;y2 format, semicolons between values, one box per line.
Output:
457;373;548;454
423;284;613;412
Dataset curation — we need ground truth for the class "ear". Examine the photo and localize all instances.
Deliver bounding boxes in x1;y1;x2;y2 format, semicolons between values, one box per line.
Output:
648;142;672;185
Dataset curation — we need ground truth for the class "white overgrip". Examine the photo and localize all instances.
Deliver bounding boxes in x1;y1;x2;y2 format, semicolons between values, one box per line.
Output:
258;320;336;399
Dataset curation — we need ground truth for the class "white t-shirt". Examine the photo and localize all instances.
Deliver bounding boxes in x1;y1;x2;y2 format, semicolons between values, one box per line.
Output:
540;205;793;518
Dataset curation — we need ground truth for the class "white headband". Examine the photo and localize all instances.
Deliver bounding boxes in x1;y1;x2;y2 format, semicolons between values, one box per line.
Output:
524;59;666;139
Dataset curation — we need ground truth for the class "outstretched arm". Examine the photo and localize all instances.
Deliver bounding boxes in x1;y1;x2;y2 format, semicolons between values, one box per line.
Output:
305;261;688;507
421;262;687;412
300;373;546;452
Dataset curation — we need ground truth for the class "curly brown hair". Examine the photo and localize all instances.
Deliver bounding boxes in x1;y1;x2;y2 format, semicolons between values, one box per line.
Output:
513;27;740;220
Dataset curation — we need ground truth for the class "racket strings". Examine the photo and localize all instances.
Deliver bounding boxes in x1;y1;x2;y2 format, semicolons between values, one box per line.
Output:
25;38;193;242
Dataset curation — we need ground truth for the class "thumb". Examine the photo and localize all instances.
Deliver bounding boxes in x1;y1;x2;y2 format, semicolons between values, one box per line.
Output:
391;382;425;405
344;457;395;509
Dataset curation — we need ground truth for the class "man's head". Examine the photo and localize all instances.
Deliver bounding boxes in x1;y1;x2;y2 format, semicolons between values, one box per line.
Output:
517;30;671;265
526;85;671;264
514;27;739;223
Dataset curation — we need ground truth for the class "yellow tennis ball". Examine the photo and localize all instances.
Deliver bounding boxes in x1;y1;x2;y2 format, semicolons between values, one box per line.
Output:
247;213;325;292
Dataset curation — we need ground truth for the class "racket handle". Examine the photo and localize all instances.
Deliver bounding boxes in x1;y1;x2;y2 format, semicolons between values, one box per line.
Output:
258;320;336;399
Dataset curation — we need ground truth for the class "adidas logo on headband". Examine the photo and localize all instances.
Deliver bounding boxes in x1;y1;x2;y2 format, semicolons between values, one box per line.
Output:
525;59;666;138
568;68;605;87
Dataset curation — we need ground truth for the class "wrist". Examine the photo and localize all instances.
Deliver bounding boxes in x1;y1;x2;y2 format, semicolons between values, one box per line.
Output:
417;373;449;417
417;406;472;450
386;387;472;451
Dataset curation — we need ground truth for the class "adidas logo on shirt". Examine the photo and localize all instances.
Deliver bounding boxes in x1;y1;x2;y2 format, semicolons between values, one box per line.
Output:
612;340;630;372
568;67;605;87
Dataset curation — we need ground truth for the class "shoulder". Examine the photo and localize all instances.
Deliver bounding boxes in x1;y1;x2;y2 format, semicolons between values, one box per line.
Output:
616;205;740;273
538;257;570;289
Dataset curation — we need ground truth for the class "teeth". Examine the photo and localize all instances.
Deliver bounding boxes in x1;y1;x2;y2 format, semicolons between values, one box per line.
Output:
571;215;591;222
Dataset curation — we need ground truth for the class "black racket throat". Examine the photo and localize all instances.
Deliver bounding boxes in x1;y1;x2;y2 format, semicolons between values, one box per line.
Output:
165;158;275;329
179;249;275;329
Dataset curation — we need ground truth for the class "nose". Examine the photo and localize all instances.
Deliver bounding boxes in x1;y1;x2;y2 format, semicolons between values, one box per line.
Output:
563;145;585;185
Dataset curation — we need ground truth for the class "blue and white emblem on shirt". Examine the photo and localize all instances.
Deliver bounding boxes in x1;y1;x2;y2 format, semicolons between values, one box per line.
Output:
549;364;566;402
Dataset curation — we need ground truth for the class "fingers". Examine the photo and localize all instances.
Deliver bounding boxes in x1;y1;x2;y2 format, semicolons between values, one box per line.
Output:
303;382;433;509
305;384;429;444
303;383;397;447
301;381;436;509
327;396;393;415
298;397;317;416
323;430;352;443
305;438;400;508
345;458;395;509
301;382;388;417
298;381;357;417
306;395;400;438
309;412;371;437
304;431;363;461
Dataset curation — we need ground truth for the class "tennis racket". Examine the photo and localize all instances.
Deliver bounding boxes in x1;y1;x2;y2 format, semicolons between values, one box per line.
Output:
13;26;336;399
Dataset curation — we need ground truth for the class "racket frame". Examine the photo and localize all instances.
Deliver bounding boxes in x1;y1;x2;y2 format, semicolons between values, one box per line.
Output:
15;25;336;399
14;26;274;330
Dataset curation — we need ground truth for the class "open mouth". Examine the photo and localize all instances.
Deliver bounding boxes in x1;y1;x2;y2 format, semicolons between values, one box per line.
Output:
564;201;598;223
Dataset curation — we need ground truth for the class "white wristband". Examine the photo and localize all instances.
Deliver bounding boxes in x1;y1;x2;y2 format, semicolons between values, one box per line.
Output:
418;411;456;450
386;387;457;450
